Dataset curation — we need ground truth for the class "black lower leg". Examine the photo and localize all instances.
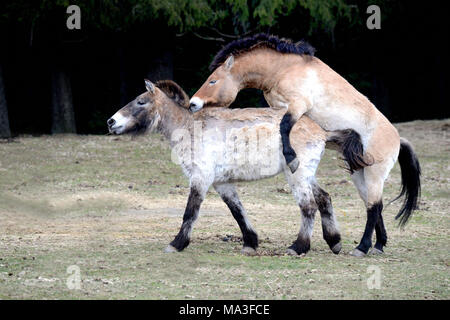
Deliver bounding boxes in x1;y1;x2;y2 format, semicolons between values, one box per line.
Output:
289;203;316;255
313;187;341;251
374;211;387;251
289;235;311;255
170;187;203;251
356;201;383;254
280;113;298;172
221;194;258;249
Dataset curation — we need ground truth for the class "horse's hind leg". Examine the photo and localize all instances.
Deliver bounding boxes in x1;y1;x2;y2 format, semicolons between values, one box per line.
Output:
350;164;388;257
372;212;387;254
311;183;342;254
214;183;258;255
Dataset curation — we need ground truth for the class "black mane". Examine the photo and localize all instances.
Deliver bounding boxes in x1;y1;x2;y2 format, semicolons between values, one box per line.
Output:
209;33;316;71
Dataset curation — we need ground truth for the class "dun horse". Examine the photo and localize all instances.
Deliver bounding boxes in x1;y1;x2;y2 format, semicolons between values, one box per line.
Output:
108;80;342;255
108;80;418;257
189;34;421;256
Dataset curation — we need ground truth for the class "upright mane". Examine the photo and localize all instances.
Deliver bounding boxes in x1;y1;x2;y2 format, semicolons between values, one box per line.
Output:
209;33;316;71
156;80;190;109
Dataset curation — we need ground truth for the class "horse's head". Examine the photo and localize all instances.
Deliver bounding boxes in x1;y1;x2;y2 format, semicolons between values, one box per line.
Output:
189;55;239;113
107;79;189;135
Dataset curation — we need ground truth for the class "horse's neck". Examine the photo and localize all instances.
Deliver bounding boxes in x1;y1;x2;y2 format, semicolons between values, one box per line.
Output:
158;100;192;142
233;49;292;91
157;102;198;176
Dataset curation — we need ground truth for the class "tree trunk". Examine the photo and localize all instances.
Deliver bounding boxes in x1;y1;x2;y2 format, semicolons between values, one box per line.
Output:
0;65;11;138
51;68;76;134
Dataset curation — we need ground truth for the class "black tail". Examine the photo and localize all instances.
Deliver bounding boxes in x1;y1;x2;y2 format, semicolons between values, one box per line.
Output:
393;138;421;227
328;129;374;174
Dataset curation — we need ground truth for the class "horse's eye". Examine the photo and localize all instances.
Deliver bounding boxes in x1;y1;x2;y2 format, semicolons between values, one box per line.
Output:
137;99;146;105
209;80;217;85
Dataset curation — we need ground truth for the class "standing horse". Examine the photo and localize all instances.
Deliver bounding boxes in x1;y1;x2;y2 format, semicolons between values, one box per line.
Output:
107;80;371;256
189;34;421;256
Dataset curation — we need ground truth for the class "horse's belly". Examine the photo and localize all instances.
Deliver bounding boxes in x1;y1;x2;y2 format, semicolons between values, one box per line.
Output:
214;159;283;183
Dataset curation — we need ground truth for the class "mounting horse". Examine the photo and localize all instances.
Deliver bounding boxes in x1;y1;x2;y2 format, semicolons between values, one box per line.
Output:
189;34;421;256
107;80;376;256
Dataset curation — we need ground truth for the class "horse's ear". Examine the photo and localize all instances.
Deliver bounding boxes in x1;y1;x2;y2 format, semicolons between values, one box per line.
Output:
144;79;155;94
224;55;234;70
155;80;190;109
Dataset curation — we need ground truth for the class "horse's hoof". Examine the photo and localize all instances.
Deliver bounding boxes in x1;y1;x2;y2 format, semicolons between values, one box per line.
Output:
288;158;299;173
369;248;384;255
164;245;178;253
349;248;366;257
286;248;299;256
241;246;257;256
331;242;342;254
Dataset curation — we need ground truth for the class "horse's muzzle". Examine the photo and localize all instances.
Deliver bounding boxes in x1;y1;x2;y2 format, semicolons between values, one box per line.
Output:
188;97;204;113
107;118;115;128
107;117;123;134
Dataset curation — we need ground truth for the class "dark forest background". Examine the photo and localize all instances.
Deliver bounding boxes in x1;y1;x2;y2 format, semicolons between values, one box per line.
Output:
0;0;448;137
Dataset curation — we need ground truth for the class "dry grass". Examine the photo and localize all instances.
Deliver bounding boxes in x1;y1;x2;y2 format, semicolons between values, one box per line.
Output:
0;119;448;299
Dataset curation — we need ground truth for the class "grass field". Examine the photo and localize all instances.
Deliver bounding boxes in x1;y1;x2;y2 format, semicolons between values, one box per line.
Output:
0;119;448;299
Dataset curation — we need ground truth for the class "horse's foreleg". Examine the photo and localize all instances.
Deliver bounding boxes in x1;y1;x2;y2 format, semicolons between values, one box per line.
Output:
283;134;323;256
166;182;207;252
287;197;317;255
280;113;299;173
312;184;342;254
214;183;258;255
279;103;308;173
286;179;318;255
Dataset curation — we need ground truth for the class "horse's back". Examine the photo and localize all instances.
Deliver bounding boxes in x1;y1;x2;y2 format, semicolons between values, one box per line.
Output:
196;106;283;124
197;106;328;167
